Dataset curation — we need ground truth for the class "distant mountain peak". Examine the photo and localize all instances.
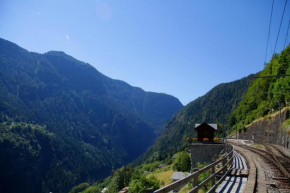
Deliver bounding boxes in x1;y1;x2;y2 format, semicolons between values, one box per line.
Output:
0;38;183;193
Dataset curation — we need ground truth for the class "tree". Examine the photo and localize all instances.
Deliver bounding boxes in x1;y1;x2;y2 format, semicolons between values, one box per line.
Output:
69;183;89;193
173;152;191;172
129;176;160;193
107;165;134;192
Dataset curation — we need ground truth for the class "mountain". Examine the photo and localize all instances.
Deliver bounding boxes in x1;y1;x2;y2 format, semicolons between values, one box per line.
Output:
0;38;183;193
231;45;290;129
134;74;253;164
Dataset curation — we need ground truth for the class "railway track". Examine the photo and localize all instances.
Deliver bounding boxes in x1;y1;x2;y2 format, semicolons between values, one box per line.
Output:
264;145;290;175
267;144;290;163
241;144;290;189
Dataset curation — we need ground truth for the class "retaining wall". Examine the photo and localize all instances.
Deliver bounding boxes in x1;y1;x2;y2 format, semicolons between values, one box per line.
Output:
238;108;290;147
190;143;225;168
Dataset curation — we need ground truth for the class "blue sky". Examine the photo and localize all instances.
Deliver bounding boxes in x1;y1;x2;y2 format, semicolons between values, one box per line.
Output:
0;0;289;105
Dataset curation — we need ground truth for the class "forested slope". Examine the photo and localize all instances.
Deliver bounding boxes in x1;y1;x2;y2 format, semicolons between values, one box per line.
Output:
231;45;290;129
0;38;182;193
135;74;253;164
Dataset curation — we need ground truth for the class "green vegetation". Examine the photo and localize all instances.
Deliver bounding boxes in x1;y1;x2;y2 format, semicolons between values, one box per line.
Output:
173;152;191;172
146;167;174;186
231;45;290;130
283;119;290;133
135;74;253;164
250;144;264;149
82;146;223;193
0;38;183;193
75;160;163;193
2;38;288;193
106;165;135;192
0;121;112;193
197;163;211;192
69;183;90;193
80;148;191;193
179;163;211;193
141;161;161;172
129;175;160;193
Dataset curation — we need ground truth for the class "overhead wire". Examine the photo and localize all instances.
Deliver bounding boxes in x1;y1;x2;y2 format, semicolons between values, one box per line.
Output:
270;35;273;54
254;74;290;78
283;20;290;49
273;0;288;54
264;0;275;65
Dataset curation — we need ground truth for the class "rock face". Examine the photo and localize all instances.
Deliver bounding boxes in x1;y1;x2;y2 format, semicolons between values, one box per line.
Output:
239;108;290;147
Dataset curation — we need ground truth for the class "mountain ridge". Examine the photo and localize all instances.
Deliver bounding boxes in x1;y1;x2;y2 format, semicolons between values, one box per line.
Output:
134;74;254;164
0;38;183;193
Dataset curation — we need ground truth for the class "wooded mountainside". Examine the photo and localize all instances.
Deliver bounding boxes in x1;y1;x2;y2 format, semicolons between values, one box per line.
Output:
136;44;290;166
135;74;253;164
231;45;290;130
0;38;183;193
67;45;290;193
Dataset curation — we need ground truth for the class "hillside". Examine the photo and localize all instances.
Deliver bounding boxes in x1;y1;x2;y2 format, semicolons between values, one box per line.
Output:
135;74;253;164
238;107;290;145
0;38;183;193
231;45;290;130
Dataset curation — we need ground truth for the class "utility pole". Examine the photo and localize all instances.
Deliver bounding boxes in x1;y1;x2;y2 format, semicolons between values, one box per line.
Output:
278;101;286;148
235;100;238;140
236;117;238;140
222;117;225;143
227;125;229;143
278;101;282;123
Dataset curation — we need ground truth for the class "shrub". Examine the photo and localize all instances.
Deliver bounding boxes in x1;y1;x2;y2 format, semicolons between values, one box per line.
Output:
173;152;191;172
129;175;160;193
69;183;89;193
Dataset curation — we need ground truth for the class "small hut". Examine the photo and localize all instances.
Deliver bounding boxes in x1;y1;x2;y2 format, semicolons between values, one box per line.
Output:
195;122;217;142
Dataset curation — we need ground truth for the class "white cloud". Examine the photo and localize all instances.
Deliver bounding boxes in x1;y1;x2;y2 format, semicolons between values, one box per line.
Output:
66;35;70;40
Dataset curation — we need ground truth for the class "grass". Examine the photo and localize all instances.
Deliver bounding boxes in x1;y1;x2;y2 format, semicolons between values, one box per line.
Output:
250;143;264;149
179;184;192;193
145;161;213;192
146;166;174;187
179;183;206;193
80;186;98;193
